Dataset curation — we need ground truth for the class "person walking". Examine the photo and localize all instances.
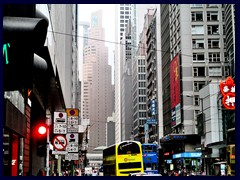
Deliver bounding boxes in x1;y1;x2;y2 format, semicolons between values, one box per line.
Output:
37;168;46;176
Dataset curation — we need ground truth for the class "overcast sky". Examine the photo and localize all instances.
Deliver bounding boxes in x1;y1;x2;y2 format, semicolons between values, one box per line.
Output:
78;4;115;83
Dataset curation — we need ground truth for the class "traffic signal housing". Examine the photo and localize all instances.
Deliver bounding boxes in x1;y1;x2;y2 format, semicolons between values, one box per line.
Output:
33;123;47;157
3;5;49;91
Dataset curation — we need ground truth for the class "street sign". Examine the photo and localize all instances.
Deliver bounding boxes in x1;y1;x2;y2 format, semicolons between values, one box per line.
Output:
65;153;79;161
67;124;79;133
66;108;79;117
52;135;67;151
67;116;79;125
54;112;67;123
66;133;79;152
53;123;67;134
52;150;67;155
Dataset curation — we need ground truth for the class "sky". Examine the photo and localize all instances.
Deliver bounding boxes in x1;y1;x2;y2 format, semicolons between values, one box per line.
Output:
78;4;116;83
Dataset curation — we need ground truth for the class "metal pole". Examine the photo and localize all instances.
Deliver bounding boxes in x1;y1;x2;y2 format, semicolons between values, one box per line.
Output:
46;113;51;176
46;126;50;176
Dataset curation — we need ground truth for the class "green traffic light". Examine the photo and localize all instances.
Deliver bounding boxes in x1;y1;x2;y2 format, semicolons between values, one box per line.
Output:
3;43;10;65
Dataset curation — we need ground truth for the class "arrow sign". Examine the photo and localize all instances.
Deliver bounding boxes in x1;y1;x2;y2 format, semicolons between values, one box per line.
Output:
52;135;67;151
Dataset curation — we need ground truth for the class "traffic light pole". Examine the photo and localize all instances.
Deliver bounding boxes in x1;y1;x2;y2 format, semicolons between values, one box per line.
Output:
46;126;50;176
46;113;51;176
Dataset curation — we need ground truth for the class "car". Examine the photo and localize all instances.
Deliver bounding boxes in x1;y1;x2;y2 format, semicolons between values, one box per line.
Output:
142;173;162;176
129;172;147;176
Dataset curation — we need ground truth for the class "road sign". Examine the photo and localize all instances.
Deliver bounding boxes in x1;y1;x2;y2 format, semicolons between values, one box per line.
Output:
67;116;79;125
66;133;79;152
54;112;67;123
67;124;79;133
66;108;79;117
53;123;67;134
52;150;67;155
52;135;67;151
65;153;79;161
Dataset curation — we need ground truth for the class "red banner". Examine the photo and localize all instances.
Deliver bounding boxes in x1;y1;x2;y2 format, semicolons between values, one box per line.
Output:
170;54;180;109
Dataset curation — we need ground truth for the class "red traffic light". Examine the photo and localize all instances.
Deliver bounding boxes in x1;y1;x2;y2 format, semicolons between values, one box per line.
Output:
38;125;47;135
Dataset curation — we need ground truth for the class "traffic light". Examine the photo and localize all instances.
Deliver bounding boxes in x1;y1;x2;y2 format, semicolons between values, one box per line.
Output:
38;125;47;135
3;4;49;91
35;124;47;157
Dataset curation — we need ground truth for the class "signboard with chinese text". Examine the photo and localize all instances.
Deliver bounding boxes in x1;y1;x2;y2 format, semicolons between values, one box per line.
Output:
170;54;181;127
219;77;235;110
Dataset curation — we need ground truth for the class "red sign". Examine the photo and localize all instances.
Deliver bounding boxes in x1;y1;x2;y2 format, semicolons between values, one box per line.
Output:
170;54;180;108
52;135;68;151
11;134;19;176
219;77;235;110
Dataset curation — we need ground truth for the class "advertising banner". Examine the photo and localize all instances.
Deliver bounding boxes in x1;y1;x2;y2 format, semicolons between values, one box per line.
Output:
170;54;181;127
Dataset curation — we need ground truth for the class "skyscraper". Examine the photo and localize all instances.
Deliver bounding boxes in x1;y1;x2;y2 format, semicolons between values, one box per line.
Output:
82;10;113;152
114;4;132;143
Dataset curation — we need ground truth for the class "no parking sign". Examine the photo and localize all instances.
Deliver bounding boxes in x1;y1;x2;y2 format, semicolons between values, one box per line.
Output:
52;135;67;151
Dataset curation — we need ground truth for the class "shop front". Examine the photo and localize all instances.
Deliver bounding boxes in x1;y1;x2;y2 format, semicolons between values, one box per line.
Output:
172;152;202;173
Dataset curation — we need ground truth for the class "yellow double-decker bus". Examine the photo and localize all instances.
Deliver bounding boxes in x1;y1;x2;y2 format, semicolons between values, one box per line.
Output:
226;144;235;176
103;140;144;176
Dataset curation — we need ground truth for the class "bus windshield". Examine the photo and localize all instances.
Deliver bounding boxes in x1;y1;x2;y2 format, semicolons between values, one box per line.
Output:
118;142;140;155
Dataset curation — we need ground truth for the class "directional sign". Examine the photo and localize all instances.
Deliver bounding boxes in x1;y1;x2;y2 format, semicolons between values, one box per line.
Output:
52;135;67;151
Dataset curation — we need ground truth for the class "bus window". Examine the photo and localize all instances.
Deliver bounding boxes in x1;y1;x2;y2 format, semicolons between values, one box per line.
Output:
118;142;140;155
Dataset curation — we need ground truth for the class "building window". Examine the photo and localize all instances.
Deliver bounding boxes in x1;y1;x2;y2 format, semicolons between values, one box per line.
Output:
191;11;203;21
194;95;200;106
192;39;204;49
193;53;205;62
192;25;204;34
193;67;205;77
208;39;220;48
207;25;219;35
209;67;222;76
209;52;220;62
207;11;218;21
194;81;206;91
224;66;230;76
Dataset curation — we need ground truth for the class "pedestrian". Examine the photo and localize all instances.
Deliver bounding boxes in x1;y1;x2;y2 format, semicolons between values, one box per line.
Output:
37;168;46;176
74;171;79;176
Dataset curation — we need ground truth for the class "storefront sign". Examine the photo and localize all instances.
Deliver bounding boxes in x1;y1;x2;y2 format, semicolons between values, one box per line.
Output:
219;77;235;110
173;152;202;159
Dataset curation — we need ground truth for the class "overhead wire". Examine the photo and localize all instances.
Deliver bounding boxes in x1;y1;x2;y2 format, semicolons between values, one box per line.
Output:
48;30;230;63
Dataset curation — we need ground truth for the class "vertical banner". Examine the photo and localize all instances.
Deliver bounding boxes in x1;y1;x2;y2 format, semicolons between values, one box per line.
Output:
144;124;149;143
11;133;19;176
170;54;181;127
